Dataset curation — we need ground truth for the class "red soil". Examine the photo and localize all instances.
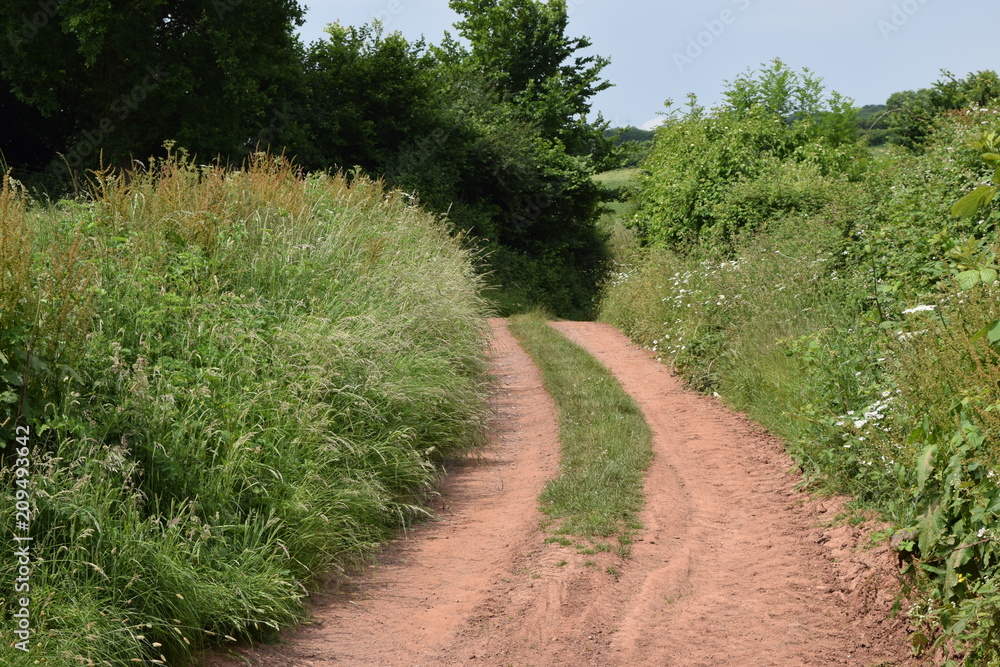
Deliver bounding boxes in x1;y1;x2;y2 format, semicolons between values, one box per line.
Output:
204;319;921;666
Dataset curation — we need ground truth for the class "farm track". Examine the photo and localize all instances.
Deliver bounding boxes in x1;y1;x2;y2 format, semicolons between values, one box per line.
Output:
207;319;920;666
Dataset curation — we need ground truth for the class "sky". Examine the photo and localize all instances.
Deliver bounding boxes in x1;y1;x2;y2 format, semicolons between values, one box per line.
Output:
297;0;999;130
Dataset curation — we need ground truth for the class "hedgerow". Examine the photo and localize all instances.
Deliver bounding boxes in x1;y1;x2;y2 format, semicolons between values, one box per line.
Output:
0;152;491;665
602;59;1000;662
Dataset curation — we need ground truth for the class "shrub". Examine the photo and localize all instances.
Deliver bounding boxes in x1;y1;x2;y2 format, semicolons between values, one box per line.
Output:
630;60;863;253
0;153;491;665
602;100;1000;659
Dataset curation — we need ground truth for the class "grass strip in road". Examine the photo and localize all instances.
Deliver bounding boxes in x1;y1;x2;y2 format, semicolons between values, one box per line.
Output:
507;314;653;553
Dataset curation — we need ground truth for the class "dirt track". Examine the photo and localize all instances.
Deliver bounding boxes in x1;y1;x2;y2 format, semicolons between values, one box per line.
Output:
207;319;920;666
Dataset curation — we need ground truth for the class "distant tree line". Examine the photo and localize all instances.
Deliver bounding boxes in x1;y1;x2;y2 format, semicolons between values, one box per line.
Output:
0;0;617;317
855;70;1000;148
604;126;655;167
599;68;1000;173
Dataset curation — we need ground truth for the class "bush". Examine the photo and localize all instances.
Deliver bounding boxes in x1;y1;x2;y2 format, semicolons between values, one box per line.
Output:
629;60;863;253
602;101;1000;659
0;153;491;665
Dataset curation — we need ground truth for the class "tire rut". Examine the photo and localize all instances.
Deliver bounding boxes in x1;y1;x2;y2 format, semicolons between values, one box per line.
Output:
204;319;918;666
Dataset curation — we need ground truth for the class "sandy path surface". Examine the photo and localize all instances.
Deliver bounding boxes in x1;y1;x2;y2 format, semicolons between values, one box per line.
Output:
206;319;919;666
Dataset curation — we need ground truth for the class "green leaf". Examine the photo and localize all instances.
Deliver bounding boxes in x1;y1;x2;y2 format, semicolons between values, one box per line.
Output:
917;445;937;487
957;269;981;290
981;267;999;284
951;185;998;219
982;153;1000;164
165;230;187;247
971;318;1000;344
2;371;23;387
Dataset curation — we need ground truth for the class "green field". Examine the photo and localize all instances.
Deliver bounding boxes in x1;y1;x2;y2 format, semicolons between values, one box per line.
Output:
592;168;642;191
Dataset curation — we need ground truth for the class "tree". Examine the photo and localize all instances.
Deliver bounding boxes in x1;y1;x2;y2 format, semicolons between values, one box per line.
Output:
885;70;1000;150
0;0;306;180
443;0;615;316
448;0;613;158
299;22;440;172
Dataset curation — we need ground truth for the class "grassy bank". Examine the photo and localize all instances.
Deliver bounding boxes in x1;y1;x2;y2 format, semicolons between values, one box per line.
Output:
0;154;492;664
600;105;1000;661
507;314;651;556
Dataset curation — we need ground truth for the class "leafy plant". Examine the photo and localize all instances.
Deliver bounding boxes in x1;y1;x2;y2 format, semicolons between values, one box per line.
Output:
0;153;492;665
951;130;1000;222
900;421;1000;663
630;60;864;252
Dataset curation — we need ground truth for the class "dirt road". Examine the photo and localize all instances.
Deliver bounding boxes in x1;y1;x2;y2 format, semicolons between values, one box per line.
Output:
208;319;918;666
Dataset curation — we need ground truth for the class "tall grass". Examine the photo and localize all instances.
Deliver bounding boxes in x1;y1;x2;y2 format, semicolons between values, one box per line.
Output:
0;152;492;665
600;214;884;492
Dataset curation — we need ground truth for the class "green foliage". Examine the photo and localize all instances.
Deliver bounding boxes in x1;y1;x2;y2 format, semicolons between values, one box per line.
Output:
630;61;864;252
885;69;1000;151
0;0;306;176
608;127;656;144
507;314;652;540
602;83;1000;659
951;130;1000;222
856;104;892;146
449;0;612;157
0;154;491;665
851;111;1000;301
723;59;858;145
604;127;654;168
298;23;434;169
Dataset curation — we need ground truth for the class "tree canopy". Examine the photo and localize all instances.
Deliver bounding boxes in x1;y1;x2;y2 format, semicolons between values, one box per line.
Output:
0;0;615;317
0;0;306;175
884;69;1000;150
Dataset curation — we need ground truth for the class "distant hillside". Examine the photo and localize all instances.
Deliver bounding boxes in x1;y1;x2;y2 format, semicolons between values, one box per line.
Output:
606;126;656;166
856;104;891;145
605;126;656;145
